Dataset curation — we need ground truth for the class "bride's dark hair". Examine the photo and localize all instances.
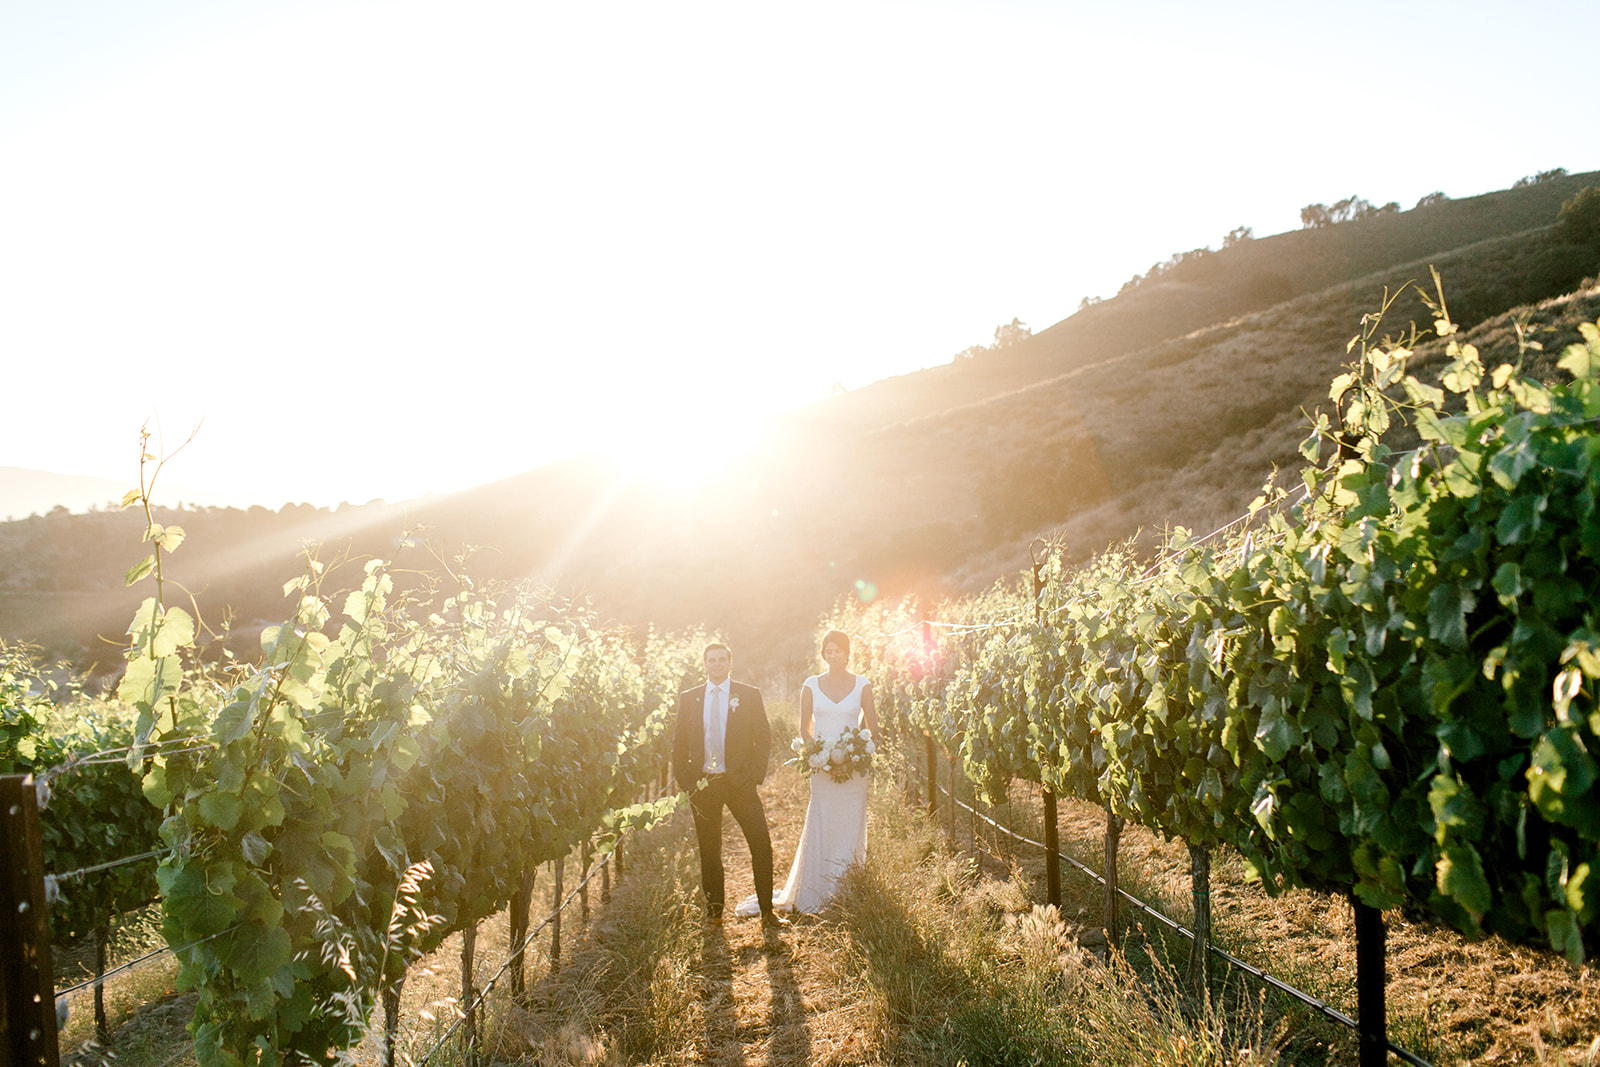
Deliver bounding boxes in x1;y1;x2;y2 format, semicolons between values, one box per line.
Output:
820;629;850;658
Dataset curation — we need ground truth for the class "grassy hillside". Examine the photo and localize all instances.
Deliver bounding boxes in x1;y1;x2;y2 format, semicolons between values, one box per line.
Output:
4;170;1598;680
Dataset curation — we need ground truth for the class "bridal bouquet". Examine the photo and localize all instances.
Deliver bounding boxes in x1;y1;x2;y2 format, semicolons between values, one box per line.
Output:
788;726;875;783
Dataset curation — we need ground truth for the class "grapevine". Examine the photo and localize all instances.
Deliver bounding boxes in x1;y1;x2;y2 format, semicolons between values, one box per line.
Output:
840;286;1600;963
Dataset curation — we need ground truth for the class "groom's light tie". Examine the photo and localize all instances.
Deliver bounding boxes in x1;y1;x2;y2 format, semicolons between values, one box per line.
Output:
708;685;724;773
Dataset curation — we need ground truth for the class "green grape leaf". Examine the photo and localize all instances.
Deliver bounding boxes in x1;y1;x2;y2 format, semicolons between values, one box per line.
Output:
152;607;196;658
199;790;243;831
1496;493;1547;545
159;863;243;937
1557;326;1600;380
1566;861;1592;917
391;733;421;772
1416;407;1464;446
151;524;187;552
143;764;173;807
1428;773;1483;840
1329;372;1355;404
213;700;255;745
1428;584;1473;649
277;675;318;711
125;555;156;587
1442;460;1481;499
1528;728;1600;828
1401;375;1445;409
1492;562;1525;601
1254;702;1298;762
1488;437;1538;490
1344;752;1387;805
225;923;293;985
1545;909;1586;965
1436;721;1485;763
1436;841;1492;920
240;831;272;866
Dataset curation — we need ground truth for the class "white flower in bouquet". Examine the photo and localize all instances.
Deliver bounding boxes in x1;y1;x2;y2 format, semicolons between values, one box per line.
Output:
864;741;877;755
859;728;873;741
808;752;827;769
791;737;805;753
829;746;846;765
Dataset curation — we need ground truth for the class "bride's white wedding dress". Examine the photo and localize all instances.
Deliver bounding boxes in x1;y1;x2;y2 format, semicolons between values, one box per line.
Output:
737;673;871;917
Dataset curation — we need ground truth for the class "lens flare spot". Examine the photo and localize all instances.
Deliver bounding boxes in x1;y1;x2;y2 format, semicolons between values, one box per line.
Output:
854;579;878;603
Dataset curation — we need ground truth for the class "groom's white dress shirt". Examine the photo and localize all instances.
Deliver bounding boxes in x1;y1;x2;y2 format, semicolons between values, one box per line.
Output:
702;680;729;774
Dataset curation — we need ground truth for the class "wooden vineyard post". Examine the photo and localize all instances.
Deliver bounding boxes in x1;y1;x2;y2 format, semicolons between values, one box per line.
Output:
1;774;61;1067
970;784;979;860
580;840;592;926
903;708;920;809
94;922;109;1042
1032;552;1061;910
1186;843;1212;998
1352;896;1387;1067
460;923;478;1066
550;858;565;976
925;733;938;820
946;751;957;844
1103;809;1123;944
508;866;536;1001
381;973;405;1067
1042;788;1061;910
602;851;611;905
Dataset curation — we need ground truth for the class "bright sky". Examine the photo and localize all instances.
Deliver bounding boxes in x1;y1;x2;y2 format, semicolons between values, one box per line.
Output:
3;0;1597;508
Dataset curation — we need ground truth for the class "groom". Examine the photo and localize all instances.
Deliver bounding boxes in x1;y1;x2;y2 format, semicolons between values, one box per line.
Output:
672;642;786;929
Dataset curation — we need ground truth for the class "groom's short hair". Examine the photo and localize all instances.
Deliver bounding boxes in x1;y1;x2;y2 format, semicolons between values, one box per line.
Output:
703;641;731;660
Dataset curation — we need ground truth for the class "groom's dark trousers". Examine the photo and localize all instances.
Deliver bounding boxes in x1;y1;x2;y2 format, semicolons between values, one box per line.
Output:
688;775;774;914
673;678;775;915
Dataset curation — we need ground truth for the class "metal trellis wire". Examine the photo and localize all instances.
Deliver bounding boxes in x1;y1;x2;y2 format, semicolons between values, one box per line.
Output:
54;923;242;1001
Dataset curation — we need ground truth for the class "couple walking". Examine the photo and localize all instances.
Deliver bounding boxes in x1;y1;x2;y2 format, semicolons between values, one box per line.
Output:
671;630;877;929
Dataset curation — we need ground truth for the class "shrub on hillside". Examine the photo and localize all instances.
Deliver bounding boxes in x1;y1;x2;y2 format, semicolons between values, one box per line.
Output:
1514;167;1568;187
1558;186;1600;247
1300;196;1399;229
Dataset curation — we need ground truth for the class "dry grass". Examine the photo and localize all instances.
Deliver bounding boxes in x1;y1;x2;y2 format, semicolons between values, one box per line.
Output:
52;907;195;1067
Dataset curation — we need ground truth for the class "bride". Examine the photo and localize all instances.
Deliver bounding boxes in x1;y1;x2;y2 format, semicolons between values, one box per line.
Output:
738;628;877;917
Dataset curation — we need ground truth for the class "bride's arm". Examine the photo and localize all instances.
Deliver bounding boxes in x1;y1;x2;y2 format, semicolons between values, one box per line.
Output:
800;682;814;741
860;681;878;733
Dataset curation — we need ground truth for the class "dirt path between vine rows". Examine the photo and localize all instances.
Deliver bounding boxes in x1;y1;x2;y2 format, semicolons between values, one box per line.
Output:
673;776;844;1066
389;764;866;1067
595;765;860;1066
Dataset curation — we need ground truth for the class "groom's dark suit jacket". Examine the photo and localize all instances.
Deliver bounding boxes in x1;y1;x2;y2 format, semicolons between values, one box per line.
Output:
672;680;770;791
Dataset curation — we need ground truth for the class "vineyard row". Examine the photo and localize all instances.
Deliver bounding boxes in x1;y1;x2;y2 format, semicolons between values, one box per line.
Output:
827;300;1600;1061
3;473;706;1067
